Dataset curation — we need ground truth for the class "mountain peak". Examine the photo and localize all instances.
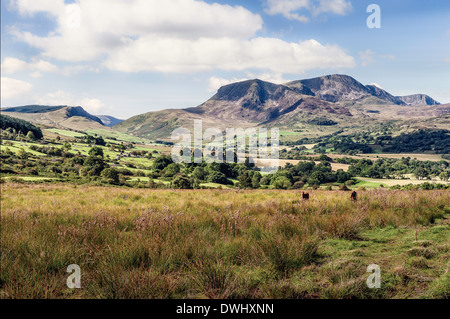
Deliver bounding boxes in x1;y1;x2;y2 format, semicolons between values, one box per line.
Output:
286;74;370;103
213;79;283;103
397;94;440;106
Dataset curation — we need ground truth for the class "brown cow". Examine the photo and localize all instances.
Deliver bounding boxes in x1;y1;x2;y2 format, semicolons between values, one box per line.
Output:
302;192;310;200
350;191;357;201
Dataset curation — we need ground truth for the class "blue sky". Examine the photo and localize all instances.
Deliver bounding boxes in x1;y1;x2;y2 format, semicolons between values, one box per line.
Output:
1;0;449;119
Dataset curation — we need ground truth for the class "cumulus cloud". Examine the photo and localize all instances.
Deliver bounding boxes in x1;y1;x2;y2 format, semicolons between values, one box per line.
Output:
264;0;352;21
264;0;310;22
34;90;112;114
1;57;85;77
11;0;65;17
1;77;33;100
105;38;355;74
10;0;355;76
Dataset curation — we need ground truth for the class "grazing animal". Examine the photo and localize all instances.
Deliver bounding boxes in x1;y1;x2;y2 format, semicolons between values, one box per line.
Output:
302;192;310;200
351;191;357;201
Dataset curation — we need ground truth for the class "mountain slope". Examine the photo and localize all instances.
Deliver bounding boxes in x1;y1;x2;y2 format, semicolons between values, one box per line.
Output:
188;79;350;122
365;85;405;105
397;94;440;106
97;115;124;127
2;105;105;130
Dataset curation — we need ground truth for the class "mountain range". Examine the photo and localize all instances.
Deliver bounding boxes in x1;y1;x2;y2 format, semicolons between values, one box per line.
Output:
2;74;448;139
114;74;447;139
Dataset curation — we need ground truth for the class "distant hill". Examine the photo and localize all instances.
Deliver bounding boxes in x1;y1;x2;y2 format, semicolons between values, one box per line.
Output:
97;115;124;127
2;105;67;113
1;105;105;131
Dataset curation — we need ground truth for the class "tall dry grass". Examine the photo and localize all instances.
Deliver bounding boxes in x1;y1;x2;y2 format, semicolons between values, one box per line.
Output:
0;184;448;298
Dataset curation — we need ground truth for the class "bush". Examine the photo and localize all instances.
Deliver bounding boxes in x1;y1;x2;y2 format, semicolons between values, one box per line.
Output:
207;171;233;185
101;168;120;185
293;181;305;189
272;176;292;189
171;174;193;189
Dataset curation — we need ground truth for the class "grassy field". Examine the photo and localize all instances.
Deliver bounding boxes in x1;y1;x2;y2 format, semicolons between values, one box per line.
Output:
355;177;450;188
85;129;150;144
46;129;87;138
1;184;449;299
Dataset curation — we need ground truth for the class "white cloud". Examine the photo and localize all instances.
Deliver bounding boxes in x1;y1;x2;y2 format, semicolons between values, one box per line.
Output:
2;57;58;76
1;77;33;100
1;57;28;73
105;37;355;74
1;57;87;77
12;0;263;62
264;0;310;22
11;0;65;17
360;49;376;66
34;90;112;114
312;0;352;16
10;0;355;76
79;98;110;114
264;0;352;21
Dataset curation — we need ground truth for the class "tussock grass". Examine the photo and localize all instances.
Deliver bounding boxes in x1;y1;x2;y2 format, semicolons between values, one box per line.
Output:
0;184;449;299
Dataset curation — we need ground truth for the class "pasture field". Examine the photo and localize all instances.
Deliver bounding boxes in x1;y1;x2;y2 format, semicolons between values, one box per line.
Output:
46;129;87;138
0;184;449;299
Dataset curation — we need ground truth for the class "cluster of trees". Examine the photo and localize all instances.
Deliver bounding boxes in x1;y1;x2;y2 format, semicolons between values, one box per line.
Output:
347;157;449;181
382;130;450;154
0;115;43;139
307;118;338;126
282;129;448;156
314;136;373;155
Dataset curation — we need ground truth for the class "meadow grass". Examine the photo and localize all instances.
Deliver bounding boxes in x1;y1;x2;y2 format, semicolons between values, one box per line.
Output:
46;129;87;138
0;184;448;299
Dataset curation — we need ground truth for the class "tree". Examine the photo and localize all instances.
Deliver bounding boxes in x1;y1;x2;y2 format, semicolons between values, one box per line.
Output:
101;168;120;184
171;174;193;189
272;176;292;189
0;114;43;139
26;131;35;140
293;181;305;189
439;171;449;182
414;167;428;180
163;163;180;177
82;156;108;176
192;166;207;181
251;173;261;189
208;171;233;185
238;171;252;188
153;155;173;170
88;146;104;158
